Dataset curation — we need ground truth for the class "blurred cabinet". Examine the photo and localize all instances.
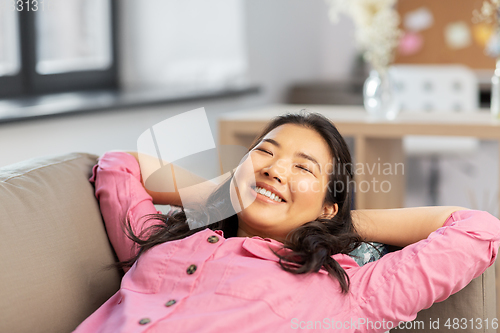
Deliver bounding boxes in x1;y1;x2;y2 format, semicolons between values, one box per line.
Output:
287;79;364;105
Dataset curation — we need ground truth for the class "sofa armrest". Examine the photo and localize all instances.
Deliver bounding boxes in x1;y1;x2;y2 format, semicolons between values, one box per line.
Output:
0;153;122;333
390;263;496;333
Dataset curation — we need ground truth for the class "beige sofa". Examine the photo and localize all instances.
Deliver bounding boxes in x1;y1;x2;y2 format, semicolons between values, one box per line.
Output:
0;152;496;333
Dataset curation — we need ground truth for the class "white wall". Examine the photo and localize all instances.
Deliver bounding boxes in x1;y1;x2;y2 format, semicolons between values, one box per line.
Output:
119;0;357;102
119;0;248;90
1;0;357;167
319;13;358;81
244;0;356;102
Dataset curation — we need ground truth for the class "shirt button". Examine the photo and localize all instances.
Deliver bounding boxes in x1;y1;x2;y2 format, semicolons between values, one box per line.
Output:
186;264;197;275
207;235;219;243
165;299;177;307
139;318;151;325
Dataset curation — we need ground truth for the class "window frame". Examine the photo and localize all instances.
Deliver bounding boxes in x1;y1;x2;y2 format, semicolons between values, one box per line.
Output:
0;0;119;99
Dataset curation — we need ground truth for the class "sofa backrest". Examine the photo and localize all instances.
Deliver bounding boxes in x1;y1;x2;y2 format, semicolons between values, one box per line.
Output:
0;153;122;333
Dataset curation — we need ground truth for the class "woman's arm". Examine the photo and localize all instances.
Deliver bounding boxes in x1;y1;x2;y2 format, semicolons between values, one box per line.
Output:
352;206;468;247
90;151;161;265
125;151;217;207
351;209;500;324
125;151;182;206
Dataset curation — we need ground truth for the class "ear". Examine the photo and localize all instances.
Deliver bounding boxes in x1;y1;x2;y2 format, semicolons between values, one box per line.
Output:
320;203;338;219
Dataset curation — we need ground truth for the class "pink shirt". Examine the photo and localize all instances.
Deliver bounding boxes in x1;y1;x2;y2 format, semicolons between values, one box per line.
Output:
74;151;500;333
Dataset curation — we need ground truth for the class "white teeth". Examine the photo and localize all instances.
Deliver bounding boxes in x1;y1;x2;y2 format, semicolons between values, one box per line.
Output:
254;186;283;202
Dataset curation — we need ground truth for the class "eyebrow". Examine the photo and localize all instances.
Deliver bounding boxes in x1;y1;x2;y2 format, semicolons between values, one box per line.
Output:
262;138;280;147
296;152;322;173
261;138;322;173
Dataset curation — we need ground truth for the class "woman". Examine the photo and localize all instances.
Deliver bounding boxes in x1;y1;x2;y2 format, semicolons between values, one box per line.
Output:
74;112;499;333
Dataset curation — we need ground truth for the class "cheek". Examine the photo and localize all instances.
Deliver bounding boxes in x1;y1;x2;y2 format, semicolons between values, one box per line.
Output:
233;154;255;185
232;154;257;210
291;178;326;201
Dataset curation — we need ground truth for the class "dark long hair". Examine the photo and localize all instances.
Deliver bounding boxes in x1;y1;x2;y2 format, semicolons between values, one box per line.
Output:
118;111;363;293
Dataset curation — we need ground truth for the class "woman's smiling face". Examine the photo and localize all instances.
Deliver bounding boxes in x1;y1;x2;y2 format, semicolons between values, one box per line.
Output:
233;124;338;242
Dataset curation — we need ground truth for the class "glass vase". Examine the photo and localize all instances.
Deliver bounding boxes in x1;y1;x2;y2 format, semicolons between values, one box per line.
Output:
363;69;399;120
491;58;500;119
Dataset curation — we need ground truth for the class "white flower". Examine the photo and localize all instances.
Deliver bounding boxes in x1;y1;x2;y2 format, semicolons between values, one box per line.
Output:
473;0;500;24
350;0;396;27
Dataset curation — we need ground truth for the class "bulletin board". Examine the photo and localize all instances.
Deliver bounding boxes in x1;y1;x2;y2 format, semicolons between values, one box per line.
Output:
394;0;496;69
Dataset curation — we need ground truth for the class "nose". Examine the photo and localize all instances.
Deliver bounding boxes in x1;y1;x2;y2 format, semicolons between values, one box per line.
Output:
262;164;286;184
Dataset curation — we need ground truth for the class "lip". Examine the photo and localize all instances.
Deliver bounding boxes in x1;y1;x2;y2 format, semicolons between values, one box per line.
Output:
251;181;287;203
250;187;285;205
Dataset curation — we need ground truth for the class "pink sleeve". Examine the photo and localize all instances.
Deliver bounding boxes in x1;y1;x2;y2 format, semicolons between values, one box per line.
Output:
89;151;161;264
349;210;500;324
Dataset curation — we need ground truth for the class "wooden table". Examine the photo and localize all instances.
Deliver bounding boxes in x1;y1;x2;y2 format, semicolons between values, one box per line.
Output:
219;104;500;210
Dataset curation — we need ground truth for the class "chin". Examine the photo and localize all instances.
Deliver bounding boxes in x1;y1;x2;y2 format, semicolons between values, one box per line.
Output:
238;209;280;230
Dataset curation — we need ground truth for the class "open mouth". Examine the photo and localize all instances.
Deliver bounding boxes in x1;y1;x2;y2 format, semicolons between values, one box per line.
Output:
251;185;286;203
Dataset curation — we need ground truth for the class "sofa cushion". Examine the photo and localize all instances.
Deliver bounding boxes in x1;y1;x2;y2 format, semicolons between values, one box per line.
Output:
0;153;122;333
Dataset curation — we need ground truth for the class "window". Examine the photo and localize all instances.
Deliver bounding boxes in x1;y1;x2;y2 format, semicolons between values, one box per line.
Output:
0;0;118;99
0;7;20;77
